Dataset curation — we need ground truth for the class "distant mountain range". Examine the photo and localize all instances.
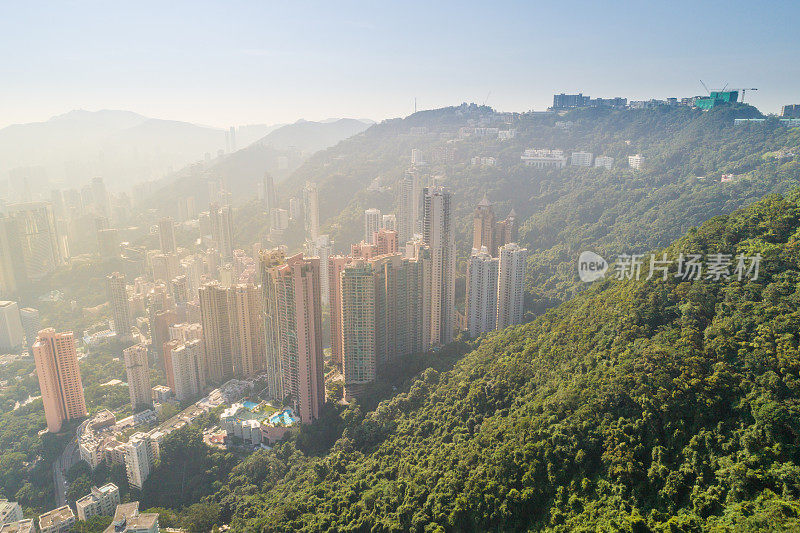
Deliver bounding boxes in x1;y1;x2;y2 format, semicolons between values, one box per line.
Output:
0;110;372;196
253;118;374;154
144;117;374;207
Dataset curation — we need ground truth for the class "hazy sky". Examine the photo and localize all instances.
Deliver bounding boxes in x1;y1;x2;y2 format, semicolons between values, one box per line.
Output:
1;0;798;129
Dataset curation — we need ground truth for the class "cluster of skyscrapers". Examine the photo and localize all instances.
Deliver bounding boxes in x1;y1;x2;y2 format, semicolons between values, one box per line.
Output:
466;197;528;338
24;167;530;435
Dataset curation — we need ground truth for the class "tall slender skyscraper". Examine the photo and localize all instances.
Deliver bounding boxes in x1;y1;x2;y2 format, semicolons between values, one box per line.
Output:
209;204;234;261
158;217;177;254
227;284;264;379
169;338;204;402
473;195;496;256
167;323;205;397
228;126;237;152
0;301;24;352
496;243;528;330
303;182;320;239
19;307;41;356
260;249;286;399
396;171;421;245
304;234;334;306
123;344;151;411
0;202;62;291
364;208;382;244
422;186;456;347
466;247;499;337
91;177;110;219
33;329;86;433
263;173;277;213
171;275;189;306
260;252;324;422
340;262;377;397
199;282;233;384
0;221;17;296
328;255;351;370
106;273;133;342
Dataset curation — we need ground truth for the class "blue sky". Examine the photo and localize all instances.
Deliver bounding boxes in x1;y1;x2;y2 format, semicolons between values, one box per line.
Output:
1;0;798;128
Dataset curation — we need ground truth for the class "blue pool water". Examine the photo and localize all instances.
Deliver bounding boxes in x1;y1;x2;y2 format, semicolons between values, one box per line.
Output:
242;401;259;410
268;409;299;426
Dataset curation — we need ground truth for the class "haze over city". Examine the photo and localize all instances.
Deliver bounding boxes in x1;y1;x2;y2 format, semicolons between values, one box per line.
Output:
1;2;800;532
1;0;799;129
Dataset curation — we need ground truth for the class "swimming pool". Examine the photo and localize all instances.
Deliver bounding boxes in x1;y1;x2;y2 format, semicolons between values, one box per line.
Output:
242;401;259;410
268;409;299;426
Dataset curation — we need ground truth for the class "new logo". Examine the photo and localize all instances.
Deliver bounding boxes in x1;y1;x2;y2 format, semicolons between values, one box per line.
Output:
578;251;608;282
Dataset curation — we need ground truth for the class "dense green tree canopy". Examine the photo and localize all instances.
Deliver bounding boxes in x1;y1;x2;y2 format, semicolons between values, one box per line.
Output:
207;190;800;531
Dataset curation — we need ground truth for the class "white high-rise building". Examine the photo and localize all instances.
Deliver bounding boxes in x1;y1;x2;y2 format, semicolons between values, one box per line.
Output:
19;307;41;355
288;197;301;221
210;204;234;261
303;183;320;239
0;301;24;352
422;187;456;347
270;208;289;232
158;217;176;254
496;243;528;330
381;214;396;231
364;208;382;244
0;202;62;292
397;172;421;244
123;433;151;489
570;151;594;167
123;345;151;411
75;483;120;521
106;273;133;342
466;248;499;337
169;338;203;402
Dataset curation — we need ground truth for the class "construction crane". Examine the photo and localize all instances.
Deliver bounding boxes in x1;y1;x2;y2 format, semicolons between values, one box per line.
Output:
700;81;758;102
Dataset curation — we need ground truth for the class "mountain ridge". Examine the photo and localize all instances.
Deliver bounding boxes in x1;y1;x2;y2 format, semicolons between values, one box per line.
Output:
212;188;800;531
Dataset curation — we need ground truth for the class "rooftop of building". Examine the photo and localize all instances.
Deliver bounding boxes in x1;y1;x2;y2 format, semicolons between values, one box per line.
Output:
39;505;74;529
0;499;19;509
0;519;34;533
104;502;158;533
76;483;119;506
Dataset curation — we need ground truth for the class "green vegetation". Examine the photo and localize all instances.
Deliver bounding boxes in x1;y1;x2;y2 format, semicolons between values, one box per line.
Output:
71;515;113;533
0;338;144;516
270;105;800;317
201;190;800;531
141;419;238;510
80;340;133;415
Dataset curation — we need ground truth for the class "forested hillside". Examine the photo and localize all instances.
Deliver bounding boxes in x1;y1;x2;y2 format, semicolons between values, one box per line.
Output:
273;104;799;313
212;189;800;531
